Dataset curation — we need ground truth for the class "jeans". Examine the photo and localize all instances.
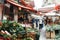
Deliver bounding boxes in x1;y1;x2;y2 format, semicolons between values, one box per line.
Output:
35;19;39;27
32;18;39;27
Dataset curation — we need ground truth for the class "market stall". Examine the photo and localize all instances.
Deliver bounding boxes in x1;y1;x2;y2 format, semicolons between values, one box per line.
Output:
45;15;60;39
0;20;40;40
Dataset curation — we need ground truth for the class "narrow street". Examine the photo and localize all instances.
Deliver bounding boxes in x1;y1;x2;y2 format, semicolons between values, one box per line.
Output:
40;26;46;40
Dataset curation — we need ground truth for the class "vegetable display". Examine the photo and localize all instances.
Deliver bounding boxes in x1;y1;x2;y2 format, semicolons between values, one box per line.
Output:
0;20;40;40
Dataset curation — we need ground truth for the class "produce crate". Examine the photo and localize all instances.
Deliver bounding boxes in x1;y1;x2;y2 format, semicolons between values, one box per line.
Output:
46;31;55;39
27;32;36;40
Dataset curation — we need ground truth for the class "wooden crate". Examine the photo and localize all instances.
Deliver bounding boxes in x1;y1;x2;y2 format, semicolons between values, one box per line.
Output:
46;31;50;38
46;31;55;39
51;31;55;39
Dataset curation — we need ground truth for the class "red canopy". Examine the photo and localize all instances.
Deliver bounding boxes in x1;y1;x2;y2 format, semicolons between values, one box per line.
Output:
6;0;37;13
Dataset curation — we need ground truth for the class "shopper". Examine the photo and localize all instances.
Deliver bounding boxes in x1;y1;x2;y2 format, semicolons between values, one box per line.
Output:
31;13;39;29
39;14;44;30
38;12;46;40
